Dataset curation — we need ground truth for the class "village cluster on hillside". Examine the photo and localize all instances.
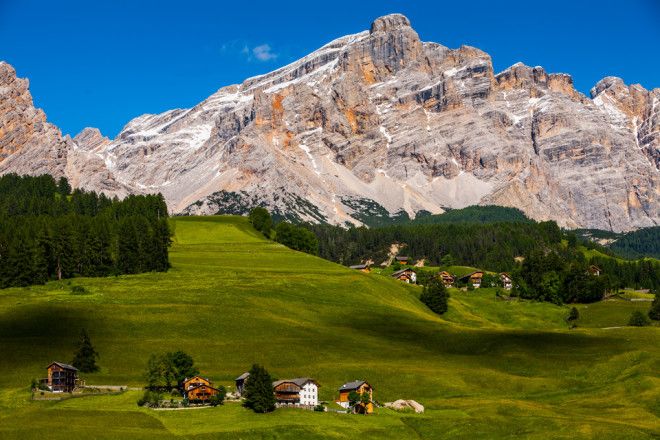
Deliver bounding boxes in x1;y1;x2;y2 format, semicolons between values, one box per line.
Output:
38;362;395;414
351;255;603;290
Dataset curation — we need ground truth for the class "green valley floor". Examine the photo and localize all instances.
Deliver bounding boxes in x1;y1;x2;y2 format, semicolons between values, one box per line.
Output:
0;216;657;439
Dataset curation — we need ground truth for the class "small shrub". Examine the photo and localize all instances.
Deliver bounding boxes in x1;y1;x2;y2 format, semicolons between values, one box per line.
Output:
628;310;650;327
649;294;660;321
137;390;162;407
314;404;325;412
70;285;88;295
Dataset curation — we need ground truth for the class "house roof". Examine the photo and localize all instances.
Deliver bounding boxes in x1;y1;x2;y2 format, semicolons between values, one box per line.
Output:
459;271;484;281
500;272;511;278
47;362;78;371
235;372;250;381
338;380;370;392
391;269;415;277
395;256;409;261
183;375;210;385
439;271;454;277
349;264;369;270
186;384;221;393
273;377;318;388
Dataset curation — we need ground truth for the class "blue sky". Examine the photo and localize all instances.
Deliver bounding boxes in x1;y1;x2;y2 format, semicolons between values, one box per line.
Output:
1;0;658;138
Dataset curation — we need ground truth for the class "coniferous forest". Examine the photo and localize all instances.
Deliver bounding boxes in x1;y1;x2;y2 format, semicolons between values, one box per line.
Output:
0;174;171;288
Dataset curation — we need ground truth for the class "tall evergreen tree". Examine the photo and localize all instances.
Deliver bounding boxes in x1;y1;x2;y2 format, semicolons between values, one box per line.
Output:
420;278;449;315
71;328;100;373
243;364;276;413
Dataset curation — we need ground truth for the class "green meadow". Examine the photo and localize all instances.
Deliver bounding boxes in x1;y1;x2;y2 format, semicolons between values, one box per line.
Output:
0;216;657;439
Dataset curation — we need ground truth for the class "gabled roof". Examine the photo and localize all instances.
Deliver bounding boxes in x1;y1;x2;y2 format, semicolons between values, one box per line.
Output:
273;377;318;388
235;372;250;381
499;272;511;278
459;271;484;281
395;256;409;261
350;264;369;270
186;383;221;393
183;375;210;384
338;380;371;392
47;362;78;371
391;268;415;277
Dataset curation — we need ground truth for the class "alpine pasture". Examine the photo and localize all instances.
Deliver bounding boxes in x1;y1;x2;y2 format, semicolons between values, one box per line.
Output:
0;216;657;439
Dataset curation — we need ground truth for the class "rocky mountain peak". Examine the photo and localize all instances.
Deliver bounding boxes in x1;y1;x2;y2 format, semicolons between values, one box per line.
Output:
73;127;110;152
369;13;412;33
0;14;657;232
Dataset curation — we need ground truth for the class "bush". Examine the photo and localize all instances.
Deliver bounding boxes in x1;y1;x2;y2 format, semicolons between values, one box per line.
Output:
314;404;325;412
209;388;226;407
649;294;660;321
137;390;162;407
70;285;88;295
628;310;650;327
248;207;272;236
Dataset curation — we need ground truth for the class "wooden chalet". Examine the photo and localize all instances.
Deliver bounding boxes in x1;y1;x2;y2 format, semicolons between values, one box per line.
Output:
349;264;371;273
272;378;319;407
500;272;513;290
235;372;250;396
44;362;79;392
460;271;484;288
394;256;410;265
337;380;374;414
391;268;417;284
588;265;601;276
182;375;222;402
438;271;455;287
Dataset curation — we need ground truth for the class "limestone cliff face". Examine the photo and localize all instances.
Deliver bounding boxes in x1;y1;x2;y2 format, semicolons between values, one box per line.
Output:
0;14;657;231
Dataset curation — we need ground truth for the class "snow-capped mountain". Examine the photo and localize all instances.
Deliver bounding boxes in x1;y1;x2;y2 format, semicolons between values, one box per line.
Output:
1;14;658;231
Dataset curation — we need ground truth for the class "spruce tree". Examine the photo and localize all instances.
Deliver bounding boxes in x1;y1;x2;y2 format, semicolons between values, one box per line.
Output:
420;278;449;315
648;293;660;321
71;328;100;373
243;364;276;413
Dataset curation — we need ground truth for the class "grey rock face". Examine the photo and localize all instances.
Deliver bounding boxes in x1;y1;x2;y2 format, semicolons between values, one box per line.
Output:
0;15;657;231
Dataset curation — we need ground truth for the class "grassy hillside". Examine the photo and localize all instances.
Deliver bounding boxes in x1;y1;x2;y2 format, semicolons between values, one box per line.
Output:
0;216;658;439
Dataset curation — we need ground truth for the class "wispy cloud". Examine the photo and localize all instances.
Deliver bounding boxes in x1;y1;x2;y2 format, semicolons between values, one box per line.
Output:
221;40;279;62
251;44;278;62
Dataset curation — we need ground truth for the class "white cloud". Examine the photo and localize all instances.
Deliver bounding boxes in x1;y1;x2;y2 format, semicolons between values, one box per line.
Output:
251;44;278;62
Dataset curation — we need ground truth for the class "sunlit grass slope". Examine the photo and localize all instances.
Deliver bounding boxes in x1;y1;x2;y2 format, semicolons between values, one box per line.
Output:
0;216;657;439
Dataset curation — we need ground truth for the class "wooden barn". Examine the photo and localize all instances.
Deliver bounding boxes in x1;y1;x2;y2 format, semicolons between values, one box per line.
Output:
438;271;455;287
44;362;79;392
272;378;319;407
349;264;371;273
337;380;374;414
391;268;417;284
500;272;513;290
395;256;410;265
588;265;601;276
235;372;250;396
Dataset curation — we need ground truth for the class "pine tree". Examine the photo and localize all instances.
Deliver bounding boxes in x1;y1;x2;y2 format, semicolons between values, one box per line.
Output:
420;278;449;315
71;328;100;373
243;364;276;413
648;293;660;321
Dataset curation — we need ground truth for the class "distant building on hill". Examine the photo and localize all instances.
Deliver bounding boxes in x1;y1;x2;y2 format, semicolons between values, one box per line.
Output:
182;375;222;402
588;265;601;276
272;378;319;407
500;273;513;290
394;256;410;265
337;380;374;414
391;268;417;284
438;271;455;287
460;271;484;288
235;372;250;396
43;362;79;392
349;264;371;273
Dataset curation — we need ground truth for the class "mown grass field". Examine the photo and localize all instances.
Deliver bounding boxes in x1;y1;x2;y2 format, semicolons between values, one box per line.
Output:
0;216;658;439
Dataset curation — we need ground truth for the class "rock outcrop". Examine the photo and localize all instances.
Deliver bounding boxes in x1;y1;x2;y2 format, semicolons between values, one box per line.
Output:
0;14;657;231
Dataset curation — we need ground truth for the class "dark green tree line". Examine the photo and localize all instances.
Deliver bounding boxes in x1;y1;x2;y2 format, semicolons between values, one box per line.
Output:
0;174;171;288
